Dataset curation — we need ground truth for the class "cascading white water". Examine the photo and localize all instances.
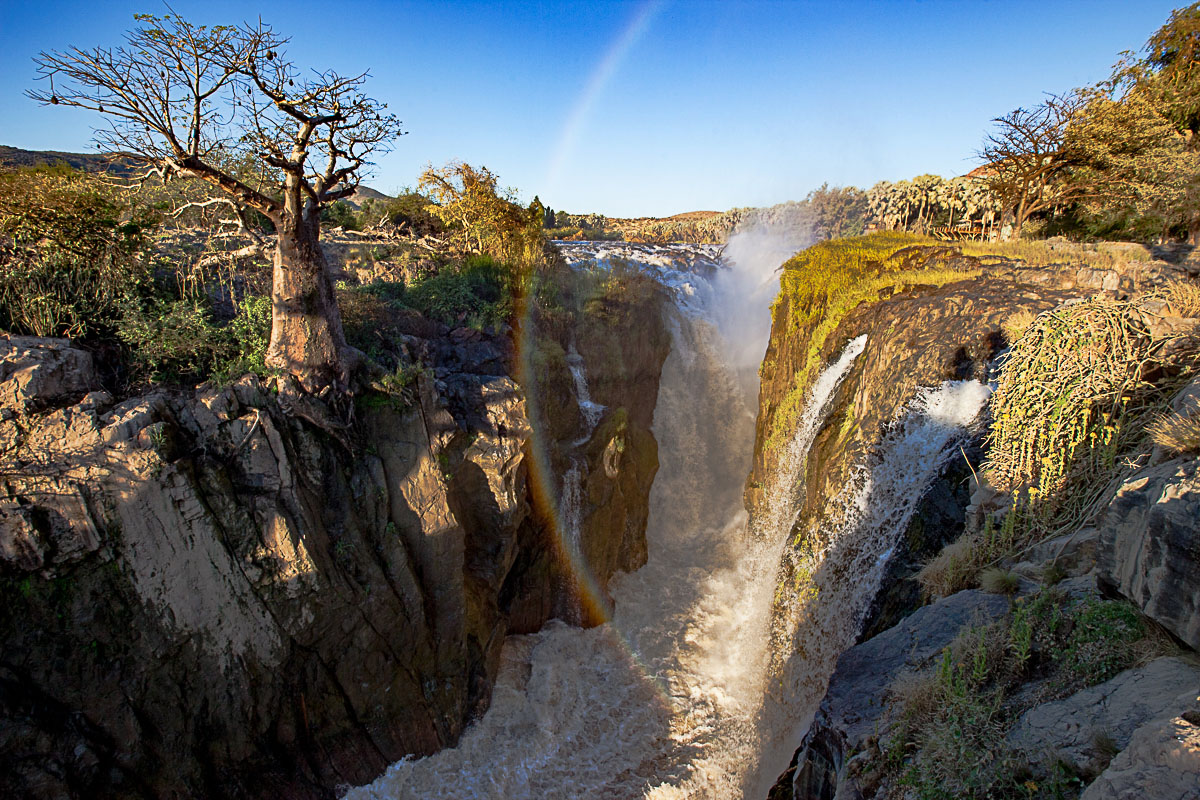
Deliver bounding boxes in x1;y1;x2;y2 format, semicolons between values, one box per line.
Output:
751;379;993;795
566;344;605;436
346;241;990;800
561;348;602;622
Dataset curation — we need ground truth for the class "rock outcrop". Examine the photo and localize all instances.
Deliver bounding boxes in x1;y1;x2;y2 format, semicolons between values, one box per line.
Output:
1007;656;1200;776
791;591;1012;800
753;239;1200;800
1081;711;1200;800
0;288;672;799
1097;456;1200;651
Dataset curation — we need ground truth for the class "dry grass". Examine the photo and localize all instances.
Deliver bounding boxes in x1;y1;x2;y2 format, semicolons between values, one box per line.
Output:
958;239;1154;270
1148;406;1200;454
980;568;1021;595
955;239;1113;271
1155;280;1200;318
1000;308;1036;344
918;513;1027;598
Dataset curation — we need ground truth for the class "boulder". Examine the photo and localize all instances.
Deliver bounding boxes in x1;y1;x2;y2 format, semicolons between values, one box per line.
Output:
1081;711;1200;800
790;590;1011;800
1096;457;1200;650
1008;656;1200;775
0;335;97;414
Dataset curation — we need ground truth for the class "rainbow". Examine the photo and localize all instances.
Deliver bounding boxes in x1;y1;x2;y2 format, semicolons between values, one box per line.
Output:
542;0;666;197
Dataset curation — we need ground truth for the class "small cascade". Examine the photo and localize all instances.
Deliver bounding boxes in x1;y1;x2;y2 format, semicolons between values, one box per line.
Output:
565;344;605;437
560;342;604;621
750;335;867;544
752;379;993;794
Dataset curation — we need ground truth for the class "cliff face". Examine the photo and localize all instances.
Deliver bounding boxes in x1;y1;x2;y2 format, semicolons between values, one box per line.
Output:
0;269;672;799
750;238;1200;800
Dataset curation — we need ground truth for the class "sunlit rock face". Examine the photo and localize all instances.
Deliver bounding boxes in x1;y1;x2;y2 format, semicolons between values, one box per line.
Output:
1097;454;1200;651
0;344;528;797
0;290;672;800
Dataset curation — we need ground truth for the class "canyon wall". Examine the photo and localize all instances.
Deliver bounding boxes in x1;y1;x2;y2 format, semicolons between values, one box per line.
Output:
0;274;671;799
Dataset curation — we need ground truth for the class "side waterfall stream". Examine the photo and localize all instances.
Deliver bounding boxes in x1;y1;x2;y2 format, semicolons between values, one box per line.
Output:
348;242;990;799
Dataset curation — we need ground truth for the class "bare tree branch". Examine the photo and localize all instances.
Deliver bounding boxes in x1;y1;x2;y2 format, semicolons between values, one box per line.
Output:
29;12;405;391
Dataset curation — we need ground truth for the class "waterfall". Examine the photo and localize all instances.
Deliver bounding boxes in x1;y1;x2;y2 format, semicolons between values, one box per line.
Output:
345;243;986;800
752;379;993;795
566;343;605;437
560;342;603;622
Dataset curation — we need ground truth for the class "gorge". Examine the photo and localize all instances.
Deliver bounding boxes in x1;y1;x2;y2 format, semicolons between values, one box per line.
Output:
2;231;1199;800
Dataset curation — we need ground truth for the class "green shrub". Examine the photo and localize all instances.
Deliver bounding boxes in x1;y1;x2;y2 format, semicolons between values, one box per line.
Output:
1059;601;1147;686
0;165;157;337
118;294;270;385
361;191;445;236
404;255;513;329
362;361;425;411
320;200;361;230
877;590;1166;799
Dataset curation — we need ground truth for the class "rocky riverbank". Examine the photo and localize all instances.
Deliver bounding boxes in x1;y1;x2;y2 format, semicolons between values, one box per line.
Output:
753;235;1200;799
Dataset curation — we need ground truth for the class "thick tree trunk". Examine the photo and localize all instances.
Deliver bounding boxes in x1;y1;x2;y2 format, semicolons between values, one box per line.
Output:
265;210;350;392
1189;212;1200;246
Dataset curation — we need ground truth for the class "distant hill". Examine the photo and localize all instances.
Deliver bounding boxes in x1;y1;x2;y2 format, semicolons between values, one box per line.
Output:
0;144;139;175
0;146;395;202
343;185;393;209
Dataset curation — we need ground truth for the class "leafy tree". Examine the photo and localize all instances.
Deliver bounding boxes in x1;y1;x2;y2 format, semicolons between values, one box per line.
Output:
320;200;361;230
1142;2;1200;138
805;183;867;239
419;161;544;268
29;13;403;391
1066;87;1200;242
1101;3;1200;241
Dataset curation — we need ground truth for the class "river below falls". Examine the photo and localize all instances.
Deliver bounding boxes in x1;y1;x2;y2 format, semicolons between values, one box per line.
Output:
345;240;989;800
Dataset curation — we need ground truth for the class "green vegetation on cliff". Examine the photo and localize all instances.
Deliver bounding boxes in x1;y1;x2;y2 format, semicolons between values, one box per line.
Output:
764;233;982;454
920;291;1199;597
873;588;1173;800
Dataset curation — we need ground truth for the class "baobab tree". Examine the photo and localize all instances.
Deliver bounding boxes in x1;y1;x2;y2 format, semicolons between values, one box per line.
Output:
29;13;404;391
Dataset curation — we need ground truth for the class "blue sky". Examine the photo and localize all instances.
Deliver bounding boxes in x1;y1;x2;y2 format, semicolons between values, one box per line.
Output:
0;0;1184;217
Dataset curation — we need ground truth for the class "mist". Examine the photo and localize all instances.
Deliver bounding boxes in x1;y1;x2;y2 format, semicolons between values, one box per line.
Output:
712;211;817;399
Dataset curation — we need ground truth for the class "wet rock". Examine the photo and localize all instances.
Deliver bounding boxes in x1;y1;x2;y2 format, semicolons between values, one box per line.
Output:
0;294;675;797
0;369;544;798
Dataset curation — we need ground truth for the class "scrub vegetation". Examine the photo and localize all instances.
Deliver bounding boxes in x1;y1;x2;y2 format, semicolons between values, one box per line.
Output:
866;589;1174;800
919;294;1198;598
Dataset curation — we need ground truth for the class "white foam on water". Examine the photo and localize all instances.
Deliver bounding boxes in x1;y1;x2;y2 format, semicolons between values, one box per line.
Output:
346;240;985;800
751;379;993;797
